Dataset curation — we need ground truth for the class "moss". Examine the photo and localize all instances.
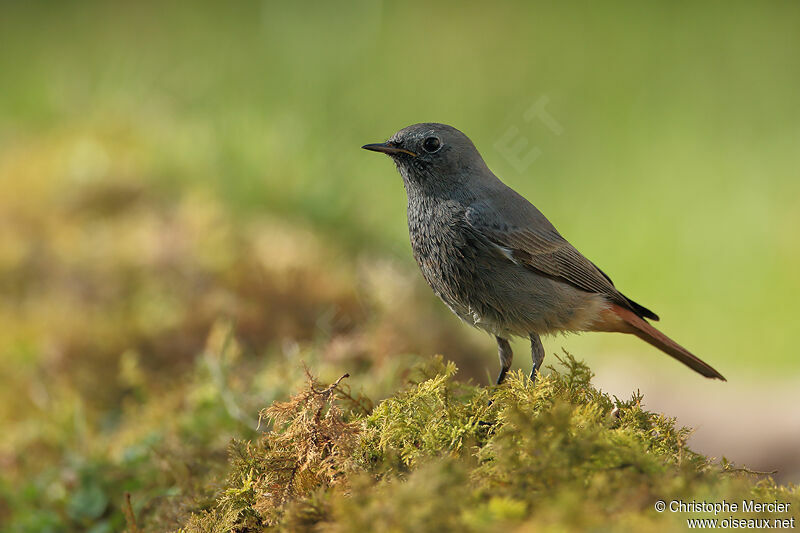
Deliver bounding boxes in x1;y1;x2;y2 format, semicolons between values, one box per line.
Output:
179;354;799;532
181;372;361;531
359;356;490;471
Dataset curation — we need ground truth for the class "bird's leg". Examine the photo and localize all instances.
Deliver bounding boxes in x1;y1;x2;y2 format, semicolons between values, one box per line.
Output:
529;333;545;383
495;336;513;385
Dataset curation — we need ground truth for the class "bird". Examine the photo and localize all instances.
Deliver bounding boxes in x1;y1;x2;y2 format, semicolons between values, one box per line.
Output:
362;123;725;385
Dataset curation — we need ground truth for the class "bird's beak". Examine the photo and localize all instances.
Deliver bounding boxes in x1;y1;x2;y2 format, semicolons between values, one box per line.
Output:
361;142;417;157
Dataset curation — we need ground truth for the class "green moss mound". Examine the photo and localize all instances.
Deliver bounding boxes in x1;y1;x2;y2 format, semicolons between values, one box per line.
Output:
178;355;798;532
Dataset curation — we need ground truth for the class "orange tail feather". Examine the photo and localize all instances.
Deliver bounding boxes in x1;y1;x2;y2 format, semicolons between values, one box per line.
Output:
597;304;726;381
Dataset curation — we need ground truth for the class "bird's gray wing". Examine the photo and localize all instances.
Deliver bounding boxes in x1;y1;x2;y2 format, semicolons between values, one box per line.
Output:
464;197;646;315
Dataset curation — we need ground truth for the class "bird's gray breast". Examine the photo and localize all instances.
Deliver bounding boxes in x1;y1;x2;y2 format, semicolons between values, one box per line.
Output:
406;195;506;332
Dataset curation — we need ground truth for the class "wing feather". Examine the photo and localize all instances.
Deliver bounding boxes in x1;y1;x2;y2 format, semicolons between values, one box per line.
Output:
465;199;659;320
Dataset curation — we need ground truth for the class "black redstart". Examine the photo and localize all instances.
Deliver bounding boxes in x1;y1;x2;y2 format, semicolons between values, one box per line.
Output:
363;123;725;384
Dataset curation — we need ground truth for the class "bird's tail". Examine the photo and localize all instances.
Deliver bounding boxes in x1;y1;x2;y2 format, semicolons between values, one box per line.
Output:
597;304;726;381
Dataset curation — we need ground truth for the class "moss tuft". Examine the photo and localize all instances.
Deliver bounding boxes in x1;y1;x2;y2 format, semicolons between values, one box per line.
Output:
180;353;800;532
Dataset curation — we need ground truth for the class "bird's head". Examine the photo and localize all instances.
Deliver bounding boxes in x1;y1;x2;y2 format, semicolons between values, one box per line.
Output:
362;123;489;194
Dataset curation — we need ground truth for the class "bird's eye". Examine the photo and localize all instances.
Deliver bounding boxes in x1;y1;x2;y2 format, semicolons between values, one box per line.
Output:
422;136;442;153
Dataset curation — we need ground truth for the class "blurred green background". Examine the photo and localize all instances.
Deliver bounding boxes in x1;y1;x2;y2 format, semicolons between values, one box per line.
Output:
4;1;798;373
1;1;800;528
